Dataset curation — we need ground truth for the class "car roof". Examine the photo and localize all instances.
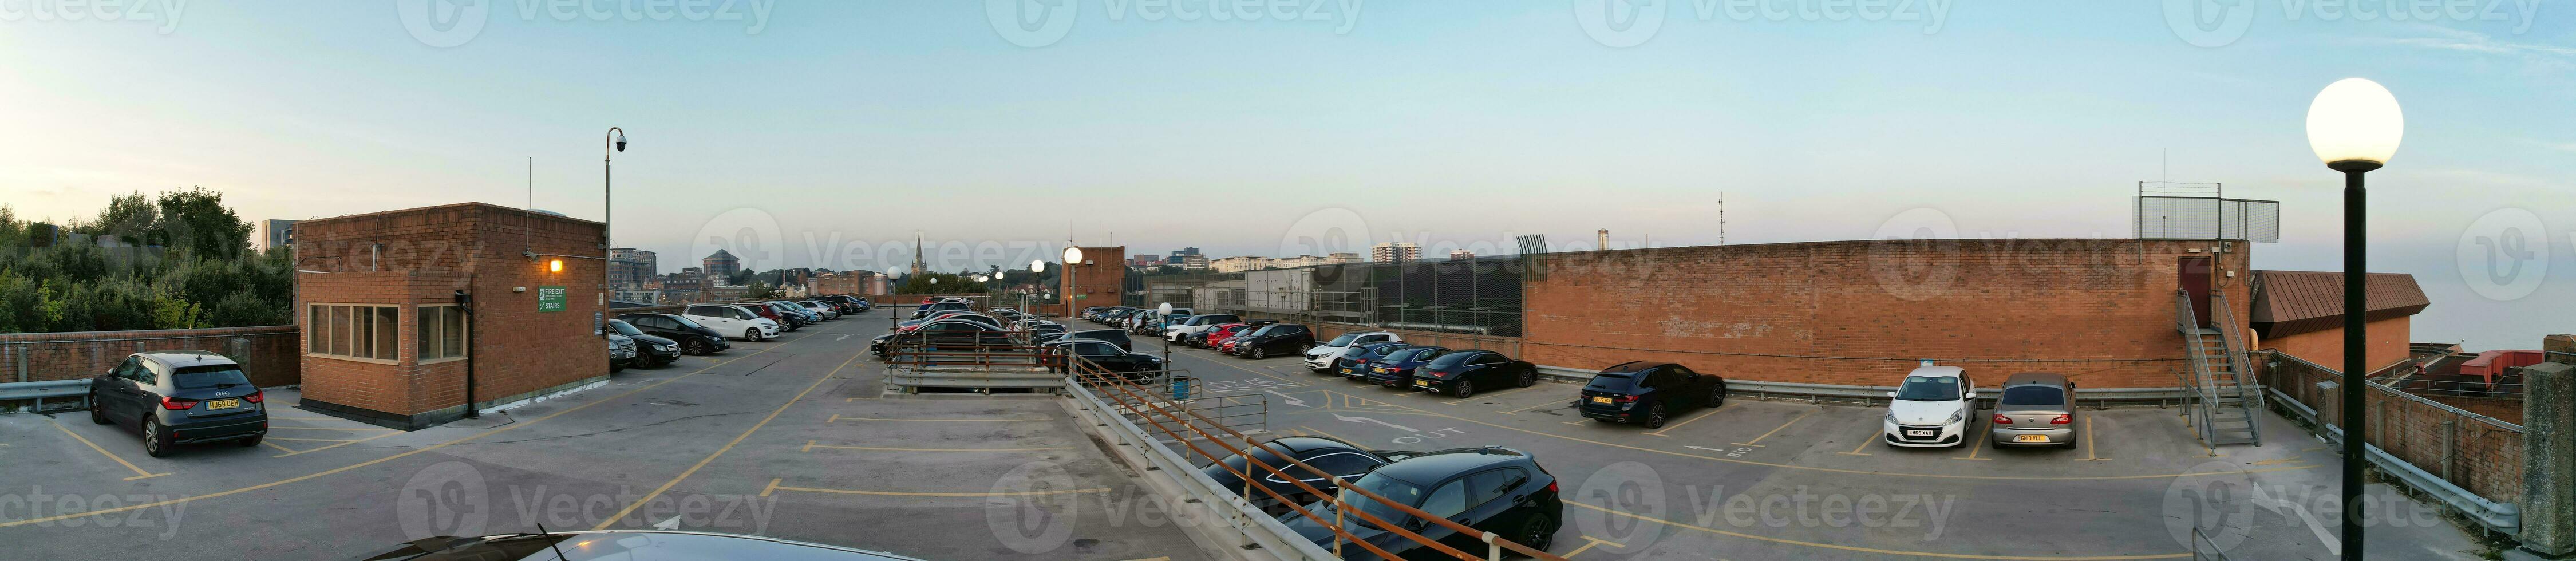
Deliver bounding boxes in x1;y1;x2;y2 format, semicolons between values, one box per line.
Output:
2001;372;2071;386
1601;361;1674;374
1368;447;1531;486
135;350;236;368
1255;434;1365;455
1908;365;1967;378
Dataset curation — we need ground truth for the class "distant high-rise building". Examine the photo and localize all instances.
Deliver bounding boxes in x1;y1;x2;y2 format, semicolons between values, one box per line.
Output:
1449;249;1475;260
1371;242;1420;263
254;219;299;250
703;249;741;278
1180;254;1208;271
1327;252;1359;264
609;248;658;288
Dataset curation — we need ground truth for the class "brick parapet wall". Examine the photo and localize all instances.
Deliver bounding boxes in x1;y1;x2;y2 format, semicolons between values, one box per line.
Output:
1;325;300;387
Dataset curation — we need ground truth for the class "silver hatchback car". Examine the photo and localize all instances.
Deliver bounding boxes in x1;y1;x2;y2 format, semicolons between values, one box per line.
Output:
1989;372;2079;449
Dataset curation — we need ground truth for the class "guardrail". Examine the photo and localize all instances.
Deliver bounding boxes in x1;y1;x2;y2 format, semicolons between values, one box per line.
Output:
2189;527;2232;560
0;379;91;413
1534;365;2202;407
2266;384;2522;535
1065;357;1563;560
880;327;1059;393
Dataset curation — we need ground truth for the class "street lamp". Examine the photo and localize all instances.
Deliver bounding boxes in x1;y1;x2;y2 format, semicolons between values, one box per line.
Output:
602;127;626;339
1030;259;1046;317
2305;77;2402;561
1063;245;1084;313
1157;302;1174;380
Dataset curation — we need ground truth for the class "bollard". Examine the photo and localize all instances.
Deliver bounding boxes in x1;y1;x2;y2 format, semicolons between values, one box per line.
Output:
2521;352;2576;558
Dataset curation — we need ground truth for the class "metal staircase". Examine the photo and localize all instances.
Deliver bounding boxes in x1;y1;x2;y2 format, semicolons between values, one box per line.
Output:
2175;290;2262;447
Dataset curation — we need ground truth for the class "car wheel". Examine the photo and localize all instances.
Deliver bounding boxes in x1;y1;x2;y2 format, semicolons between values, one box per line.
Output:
238;434;263;448
1709;384;1726;408
1642;404;1668;429
1452;380;1475;398
683;339;707;355
143;416;172;458
89;393;111;425
745;329;762;342
1517;367;1538;388
1516;513;1558;552
1249;347;1267;359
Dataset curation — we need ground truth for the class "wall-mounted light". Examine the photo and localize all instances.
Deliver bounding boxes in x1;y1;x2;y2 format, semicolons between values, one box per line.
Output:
549;259;564;273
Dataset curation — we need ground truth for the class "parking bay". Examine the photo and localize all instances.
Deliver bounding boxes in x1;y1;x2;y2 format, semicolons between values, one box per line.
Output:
1156;341;2486;560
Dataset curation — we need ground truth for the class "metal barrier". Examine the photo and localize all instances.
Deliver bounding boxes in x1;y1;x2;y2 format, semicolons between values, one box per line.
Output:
2188;527;2232;560
0;379;92;413
2263;370;2522;535
880;327;1058;393
1065;357;1563;560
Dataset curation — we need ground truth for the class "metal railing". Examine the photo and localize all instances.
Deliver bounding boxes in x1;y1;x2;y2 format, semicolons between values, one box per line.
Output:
2173;290;2215;444
2188;527;2233;560
1065;357;1563;560
2207;293;2261;445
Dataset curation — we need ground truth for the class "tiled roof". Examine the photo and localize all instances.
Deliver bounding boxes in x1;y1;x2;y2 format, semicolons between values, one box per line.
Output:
2248;270;2430;338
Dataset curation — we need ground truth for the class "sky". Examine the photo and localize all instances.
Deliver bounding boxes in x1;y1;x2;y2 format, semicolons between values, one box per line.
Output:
0;1;2568;350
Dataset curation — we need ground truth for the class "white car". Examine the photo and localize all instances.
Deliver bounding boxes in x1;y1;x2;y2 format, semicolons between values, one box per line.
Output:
1163;314;1240;342
685;304;781;342
1882;365;1978;448
1302;331;1401;372
797;300;840;320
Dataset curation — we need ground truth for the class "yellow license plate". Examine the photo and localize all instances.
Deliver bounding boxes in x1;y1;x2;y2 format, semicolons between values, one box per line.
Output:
1372;368;1386;373
1415;380;1433;386
2014;434;2049;443
1590;396;1613;404
207;398;242;410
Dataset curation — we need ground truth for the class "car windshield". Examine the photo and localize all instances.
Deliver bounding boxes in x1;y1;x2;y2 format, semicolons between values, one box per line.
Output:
667;315;705;329
1323;333;1361;346
172;365;251;389
1427;352;1480;369
1242;326;1277;338
1325;474;1425;530
609;321;643;336
2001;385;2065;406
1385;347;1433;362
1894;376;1963;401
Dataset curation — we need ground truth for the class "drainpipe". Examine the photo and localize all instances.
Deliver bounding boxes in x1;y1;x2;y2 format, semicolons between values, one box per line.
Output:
456;287;478;419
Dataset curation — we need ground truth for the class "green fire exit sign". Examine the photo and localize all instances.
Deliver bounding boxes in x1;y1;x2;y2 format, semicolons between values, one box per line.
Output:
537;286;568;312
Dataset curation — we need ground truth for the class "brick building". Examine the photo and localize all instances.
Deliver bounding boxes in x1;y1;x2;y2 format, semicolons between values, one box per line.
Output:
702;249;740;278
291;203;609;429
1061;246;1125;309
2247;270;2429;373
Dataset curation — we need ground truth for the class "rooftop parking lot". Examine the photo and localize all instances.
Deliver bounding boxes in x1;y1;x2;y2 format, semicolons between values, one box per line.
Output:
0;313;1208;561
1140;330;2494;560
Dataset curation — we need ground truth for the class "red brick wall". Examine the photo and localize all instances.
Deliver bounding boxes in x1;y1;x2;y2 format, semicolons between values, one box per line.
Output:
2263;353;2523;503
1062;246;1125;309
294;203;609;418
2263;316;2412;375
1519;239;2252;389
1;325;299;386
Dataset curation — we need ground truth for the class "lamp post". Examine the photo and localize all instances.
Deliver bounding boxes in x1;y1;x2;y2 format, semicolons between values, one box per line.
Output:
602;127;626;340
1030;259;1047;317
1064;245;1085;317
1157;302;1174;381
2305;77;2403;561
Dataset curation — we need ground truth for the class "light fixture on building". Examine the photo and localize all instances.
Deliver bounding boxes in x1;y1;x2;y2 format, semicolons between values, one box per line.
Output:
2304;76;2401;561
550;259;564;273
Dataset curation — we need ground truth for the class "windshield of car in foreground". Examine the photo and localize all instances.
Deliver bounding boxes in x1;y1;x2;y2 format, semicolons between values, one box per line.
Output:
1324;474;1424;530
1324;333;1361;346
1894;376;1963;401
172;365;251;389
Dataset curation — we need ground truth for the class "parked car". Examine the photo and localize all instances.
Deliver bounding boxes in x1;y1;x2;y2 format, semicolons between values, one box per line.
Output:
1228;323;1314;359
607;333;641;372
871;333;897;358
1129;313;1180;335
1305;331;1402;372
1081;306;1109;318
1194;322;1248;349
1366;346;1453;388
685;304;780;341
1203;436;1418;514
607;319;682;367
615;313;732;355
1164;314;1240;342
1989;372;2077;449
1411;350;1538;398
902;318;1012;351
1335;342;1415;381
353;530;930;561
730;301;799;331
764;301;822;325
1577;361;1726;429
1061;339;1168;378
1277;447;1563;558
797;300;841;320
1071;329;1133;351
1883;365;1977;448
88;350;268;457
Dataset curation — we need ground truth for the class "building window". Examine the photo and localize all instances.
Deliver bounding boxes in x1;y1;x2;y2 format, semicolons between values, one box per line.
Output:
420;305;469;362
307;304;401;362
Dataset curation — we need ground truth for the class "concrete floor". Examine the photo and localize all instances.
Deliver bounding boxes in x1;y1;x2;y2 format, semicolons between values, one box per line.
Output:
0;313;1211;561
1136;328;2497;560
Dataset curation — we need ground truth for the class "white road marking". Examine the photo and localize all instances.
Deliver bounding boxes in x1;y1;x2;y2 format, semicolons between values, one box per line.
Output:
1266;390;1309;407
652;515;683;530
1332;413;1417;433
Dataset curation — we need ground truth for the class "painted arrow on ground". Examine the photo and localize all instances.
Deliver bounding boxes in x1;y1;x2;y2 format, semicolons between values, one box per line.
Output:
1332;413;1417;433
1684;445;1735;453
1265;390;1309;408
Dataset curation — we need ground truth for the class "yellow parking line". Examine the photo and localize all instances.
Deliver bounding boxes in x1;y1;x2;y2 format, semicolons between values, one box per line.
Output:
828;414;1044;422
264;437;361;442
0;329;819;530
1645;405;1729;438
1566;501;2188;559
801;441;1071;453
1729;410;1811;448
1441;385;1538;405
260;440;297;454
2075;417;2108;461
761;478;1111;498
264;426;400;432
1839;432;1878;456
49;420;170;481
273;430;405;457
595;350;865;530
1563;536;1627;558
1954;424;1993;460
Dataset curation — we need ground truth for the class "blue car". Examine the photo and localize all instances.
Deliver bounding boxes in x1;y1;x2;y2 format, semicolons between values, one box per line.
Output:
1335;342;1413;381
1365;346;1453;388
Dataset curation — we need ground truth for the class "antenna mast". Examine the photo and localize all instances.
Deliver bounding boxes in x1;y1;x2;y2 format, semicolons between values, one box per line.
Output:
1718;192;1727;244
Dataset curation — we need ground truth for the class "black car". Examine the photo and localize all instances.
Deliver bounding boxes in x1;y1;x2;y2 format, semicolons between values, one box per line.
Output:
1061;338;1167;378
871;333;897;358
1071;329;1133;351
1336;342;1414;381
1230;322;1313;359
1576;361;1726;429
607;319;682;367
1203;436;1417;514
615;313;733;355
608;333;641;372
357;530;928;560
88;350;269;457
1278;447;1563;559
1411;350;1539;398
1366;346;1452;388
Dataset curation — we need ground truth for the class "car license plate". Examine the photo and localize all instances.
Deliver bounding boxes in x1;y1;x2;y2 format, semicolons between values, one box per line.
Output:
1590;396;1613;404
2014;434;2049;443
1372;367;1386;373
1415;380;1433;387
1906;429;1934;437
207;398;242;410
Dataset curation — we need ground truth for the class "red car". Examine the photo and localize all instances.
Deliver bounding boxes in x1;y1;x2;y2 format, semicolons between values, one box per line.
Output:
1200;323;1253;349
